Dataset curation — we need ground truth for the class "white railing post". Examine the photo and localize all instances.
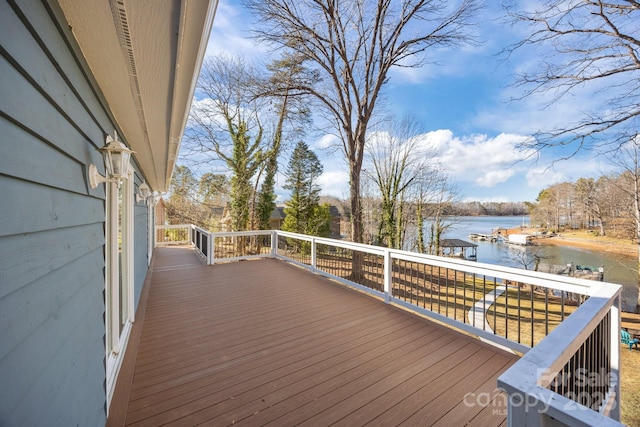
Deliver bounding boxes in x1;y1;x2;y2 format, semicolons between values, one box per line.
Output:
504;392;529;427
208;231;214;265
311;237;317;271
272;230;277;257
609;294;621;420
383;249;392;304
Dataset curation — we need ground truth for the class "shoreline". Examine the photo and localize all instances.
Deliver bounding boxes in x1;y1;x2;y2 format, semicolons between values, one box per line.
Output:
515;229;638;258
512;229;640;325
535;235;638;258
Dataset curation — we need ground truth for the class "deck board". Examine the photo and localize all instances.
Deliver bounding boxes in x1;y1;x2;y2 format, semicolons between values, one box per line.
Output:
115;246;518;426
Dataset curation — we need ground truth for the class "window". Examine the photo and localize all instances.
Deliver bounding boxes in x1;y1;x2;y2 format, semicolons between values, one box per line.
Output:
105;165;134;407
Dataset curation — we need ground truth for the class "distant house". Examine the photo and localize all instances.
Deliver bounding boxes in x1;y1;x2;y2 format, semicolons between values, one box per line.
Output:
269;206;287;230
0;1;216;425
328;205;343;238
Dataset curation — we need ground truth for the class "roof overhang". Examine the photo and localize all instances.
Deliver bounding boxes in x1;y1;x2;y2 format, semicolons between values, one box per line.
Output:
56;0;217;192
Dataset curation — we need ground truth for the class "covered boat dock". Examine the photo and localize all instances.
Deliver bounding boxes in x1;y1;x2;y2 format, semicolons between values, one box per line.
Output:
438;239;478;261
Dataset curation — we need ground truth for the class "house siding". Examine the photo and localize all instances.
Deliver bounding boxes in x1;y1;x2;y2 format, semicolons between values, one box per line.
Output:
1;0;150;425
133;191;150;308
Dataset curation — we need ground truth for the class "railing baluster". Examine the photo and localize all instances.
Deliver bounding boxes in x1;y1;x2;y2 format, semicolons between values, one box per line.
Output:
472;273;476;328
453;270;457;321
493;277;497;334
517;283;521;344
530;287;534;348
445;267;449;318
545;287;549;336
504;279;508;341
482;275;487;331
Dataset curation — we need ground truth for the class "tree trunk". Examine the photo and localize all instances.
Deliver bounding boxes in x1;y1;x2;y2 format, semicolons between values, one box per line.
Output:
349;153;365;282
416;202;424;253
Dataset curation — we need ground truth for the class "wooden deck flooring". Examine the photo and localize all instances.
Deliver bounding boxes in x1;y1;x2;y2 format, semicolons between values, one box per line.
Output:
111;246;518;426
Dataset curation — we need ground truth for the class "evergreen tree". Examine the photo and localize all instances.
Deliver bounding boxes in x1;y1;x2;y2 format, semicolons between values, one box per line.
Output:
282;141;327;236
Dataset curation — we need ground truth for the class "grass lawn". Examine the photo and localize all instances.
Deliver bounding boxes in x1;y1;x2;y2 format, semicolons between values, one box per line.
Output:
621;346;640;426
621;311;640;426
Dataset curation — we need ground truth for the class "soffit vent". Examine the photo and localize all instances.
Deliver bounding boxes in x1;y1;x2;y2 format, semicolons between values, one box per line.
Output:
109;0;155;173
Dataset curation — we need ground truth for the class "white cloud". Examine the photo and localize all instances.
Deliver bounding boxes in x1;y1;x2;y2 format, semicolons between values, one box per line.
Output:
318;170;350;198
188;97;226;128
476;169;515;187
417;130;534;187
314;133;340;150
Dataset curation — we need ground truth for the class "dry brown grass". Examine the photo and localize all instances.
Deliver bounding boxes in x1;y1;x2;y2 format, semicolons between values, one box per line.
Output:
533;229;638;258
621;345;640;426
487;287;578;347
621;312;640;426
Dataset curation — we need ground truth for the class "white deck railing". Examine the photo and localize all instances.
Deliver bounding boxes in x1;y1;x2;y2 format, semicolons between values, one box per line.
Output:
157;225;623;426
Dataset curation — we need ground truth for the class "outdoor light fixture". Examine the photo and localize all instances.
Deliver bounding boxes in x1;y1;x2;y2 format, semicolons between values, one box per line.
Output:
88;131;135;188
136;181;151;204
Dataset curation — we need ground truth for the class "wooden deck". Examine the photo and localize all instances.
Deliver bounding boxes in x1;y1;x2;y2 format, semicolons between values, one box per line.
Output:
109;246;518;426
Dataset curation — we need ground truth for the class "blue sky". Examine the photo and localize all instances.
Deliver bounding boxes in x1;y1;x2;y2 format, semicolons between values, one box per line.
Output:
185;0;607;203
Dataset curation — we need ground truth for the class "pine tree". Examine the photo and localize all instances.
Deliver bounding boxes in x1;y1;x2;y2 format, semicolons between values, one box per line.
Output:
282;141;327;236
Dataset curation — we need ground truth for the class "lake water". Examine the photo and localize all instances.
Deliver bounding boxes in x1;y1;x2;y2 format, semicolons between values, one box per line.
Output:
439;216;638;311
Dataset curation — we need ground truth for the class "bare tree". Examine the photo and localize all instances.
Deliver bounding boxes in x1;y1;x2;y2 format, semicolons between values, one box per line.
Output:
410;164;449;253
609;138;640;311
186;56;269;230
504;1;640;156
504;245;547;272
366;115;432;249
424;177;458;256
574;177;597;229
246;0;481;243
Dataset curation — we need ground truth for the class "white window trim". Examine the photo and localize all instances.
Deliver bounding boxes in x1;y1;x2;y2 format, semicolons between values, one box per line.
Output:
105;165;135;411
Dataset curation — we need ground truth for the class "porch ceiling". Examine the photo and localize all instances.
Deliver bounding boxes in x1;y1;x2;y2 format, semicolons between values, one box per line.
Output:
57;0;217;192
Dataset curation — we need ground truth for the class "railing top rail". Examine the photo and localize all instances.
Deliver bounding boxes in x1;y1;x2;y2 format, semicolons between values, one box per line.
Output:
276;230;388;255
278;229;615;295
170;226;620;296
210;230;273;238
390;249;617;295
192;225;208;233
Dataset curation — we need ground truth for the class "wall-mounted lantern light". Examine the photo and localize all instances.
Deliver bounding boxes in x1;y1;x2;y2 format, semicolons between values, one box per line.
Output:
89;131;135;188
136;181;151;204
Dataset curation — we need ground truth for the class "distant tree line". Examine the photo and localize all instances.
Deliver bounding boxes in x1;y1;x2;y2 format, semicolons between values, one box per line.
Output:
449;202;528;217
528;171;639;242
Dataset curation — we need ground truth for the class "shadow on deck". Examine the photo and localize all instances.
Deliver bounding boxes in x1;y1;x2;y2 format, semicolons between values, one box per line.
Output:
109;246;518;426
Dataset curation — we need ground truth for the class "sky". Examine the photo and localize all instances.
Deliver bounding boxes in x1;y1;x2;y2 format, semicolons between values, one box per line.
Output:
181;0;609;204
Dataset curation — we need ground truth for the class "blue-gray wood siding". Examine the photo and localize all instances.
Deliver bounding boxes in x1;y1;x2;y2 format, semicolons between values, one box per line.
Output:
0;0;151;425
